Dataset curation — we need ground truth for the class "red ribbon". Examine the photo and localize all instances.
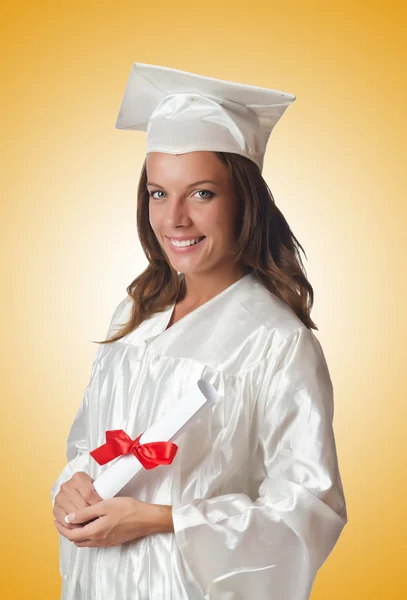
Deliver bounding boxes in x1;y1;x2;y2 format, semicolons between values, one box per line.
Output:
89;430;178;470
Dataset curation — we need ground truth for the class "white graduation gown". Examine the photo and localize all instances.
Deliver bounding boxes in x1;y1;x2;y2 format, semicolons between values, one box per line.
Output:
51;273;347;600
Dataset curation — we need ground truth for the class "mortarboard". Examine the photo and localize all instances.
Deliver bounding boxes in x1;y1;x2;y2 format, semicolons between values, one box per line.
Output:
115;62;296;173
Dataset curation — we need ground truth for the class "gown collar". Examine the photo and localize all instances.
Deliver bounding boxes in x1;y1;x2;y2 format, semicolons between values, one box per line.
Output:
118;272;254;347
144;272;253;346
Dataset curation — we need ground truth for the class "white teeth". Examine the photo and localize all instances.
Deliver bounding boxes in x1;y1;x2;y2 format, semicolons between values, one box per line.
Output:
170;237;204;248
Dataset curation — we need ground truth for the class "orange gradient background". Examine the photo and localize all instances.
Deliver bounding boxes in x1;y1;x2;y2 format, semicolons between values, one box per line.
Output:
1;1;406;598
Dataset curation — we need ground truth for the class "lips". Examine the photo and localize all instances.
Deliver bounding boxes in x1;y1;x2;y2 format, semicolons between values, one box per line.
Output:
172;236;205;245
166;235;206;251
167;236;205;243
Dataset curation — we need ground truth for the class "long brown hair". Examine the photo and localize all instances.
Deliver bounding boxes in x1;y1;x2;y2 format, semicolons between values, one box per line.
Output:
93;151;317;345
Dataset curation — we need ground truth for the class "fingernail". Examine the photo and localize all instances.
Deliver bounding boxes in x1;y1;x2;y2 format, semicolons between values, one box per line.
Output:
65;513;76;523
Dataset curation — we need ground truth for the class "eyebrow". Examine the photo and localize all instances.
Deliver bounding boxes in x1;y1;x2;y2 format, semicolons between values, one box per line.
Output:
146;179;218;188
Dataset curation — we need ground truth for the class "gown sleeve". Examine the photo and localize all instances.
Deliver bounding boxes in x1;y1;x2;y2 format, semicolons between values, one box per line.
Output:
171;326;348;600
50;296;129;508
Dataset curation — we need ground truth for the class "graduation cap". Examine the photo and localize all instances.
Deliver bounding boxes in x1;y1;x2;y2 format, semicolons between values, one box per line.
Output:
115;62;296;173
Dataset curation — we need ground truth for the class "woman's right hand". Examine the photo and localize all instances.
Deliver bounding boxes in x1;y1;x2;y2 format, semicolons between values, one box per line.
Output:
53;471;103;529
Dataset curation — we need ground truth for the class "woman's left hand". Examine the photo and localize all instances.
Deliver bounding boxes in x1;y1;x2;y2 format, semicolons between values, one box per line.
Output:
53;497;173;547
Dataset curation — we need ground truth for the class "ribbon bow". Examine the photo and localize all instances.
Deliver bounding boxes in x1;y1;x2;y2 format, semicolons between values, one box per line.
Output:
89;430;178;470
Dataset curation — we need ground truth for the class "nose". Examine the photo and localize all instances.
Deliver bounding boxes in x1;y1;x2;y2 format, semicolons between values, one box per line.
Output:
165;197;191;228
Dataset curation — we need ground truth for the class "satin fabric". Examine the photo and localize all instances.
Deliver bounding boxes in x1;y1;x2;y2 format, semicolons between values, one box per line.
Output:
115;62;296;174
51;273;347;600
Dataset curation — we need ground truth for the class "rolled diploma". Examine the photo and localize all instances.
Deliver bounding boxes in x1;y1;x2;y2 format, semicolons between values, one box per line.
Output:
92;379;218;499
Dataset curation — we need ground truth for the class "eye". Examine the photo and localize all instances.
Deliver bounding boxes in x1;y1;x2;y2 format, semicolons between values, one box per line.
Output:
194;189;214;200
149;189;214;200
149;190;165;199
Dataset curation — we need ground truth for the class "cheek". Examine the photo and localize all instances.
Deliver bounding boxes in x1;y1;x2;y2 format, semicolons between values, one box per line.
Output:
149;204;163;232
203;207;235;241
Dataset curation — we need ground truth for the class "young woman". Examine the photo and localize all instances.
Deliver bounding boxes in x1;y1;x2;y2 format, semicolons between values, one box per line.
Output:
51;63;347;600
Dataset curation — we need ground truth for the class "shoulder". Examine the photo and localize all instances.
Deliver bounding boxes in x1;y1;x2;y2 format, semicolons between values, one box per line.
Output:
211;274;320;372
243;275;329;373
241;274;309;341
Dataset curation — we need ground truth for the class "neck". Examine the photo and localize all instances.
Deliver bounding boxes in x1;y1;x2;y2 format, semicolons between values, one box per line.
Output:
180;264;248;308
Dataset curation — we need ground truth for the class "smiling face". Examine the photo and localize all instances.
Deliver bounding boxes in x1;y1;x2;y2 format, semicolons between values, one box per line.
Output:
147;151;241;277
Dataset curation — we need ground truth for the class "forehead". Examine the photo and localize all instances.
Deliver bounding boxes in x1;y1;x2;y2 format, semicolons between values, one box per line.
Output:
146;151;227;184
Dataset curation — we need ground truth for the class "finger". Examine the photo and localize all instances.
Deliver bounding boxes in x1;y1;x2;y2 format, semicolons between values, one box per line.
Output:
74;540;100;547
66;502;105;525
54;516;102;542
54;488;91;528
67;485;92;509
74;479;104;506
53;505;84;529
54;519;89;540
58;481;93;512
54;519;77;540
